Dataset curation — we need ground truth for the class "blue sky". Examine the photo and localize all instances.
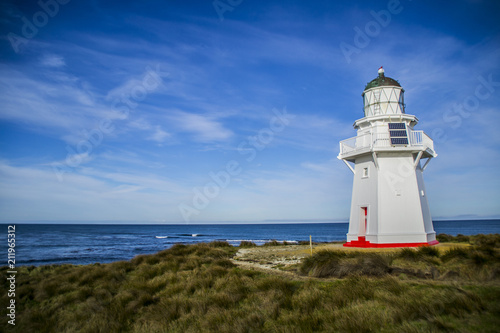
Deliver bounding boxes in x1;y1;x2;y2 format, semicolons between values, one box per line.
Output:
0;0;499;223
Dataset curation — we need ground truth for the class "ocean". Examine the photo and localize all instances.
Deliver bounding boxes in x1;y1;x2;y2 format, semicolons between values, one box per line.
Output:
3;220;499;266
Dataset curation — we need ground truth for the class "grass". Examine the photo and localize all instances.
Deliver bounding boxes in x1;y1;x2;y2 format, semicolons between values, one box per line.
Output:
300;234;499;282
1;236;499;332
239;241;257;248
437;233;500;247
262;240;281;246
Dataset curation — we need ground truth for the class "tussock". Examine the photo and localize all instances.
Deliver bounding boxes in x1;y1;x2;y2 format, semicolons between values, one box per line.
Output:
300;250;391;278
239;241;257;248
1;235;499;332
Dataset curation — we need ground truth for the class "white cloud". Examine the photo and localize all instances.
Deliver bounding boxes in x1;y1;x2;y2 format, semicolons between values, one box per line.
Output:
0;66;104;132
271;113;353;152
128;118;152;130
50;152;94;170
147;126;170;143
80;167;187;194
125;119;171;143
40;54;66;68
183;163;353;222
301;159;338;174
1;3;499;223
0;161;189;221
172;111;233;142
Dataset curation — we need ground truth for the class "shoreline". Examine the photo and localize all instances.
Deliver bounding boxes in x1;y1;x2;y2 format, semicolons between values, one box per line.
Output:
8;236;489;268
7;221;499;266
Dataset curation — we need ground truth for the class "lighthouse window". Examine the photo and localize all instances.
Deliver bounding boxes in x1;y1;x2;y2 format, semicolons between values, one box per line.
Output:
362;167;369;178
373;91;381;115
388;123;409;145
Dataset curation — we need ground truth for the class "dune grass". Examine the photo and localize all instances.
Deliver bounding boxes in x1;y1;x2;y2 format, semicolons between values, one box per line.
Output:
301;234;500;282
238;241;257;248
1;235;499;332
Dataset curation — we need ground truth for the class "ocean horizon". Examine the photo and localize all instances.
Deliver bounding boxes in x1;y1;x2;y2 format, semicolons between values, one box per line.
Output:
3;219;499;267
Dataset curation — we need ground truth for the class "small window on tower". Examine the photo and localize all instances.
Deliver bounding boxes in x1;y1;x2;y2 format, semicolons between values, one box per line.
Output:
362;167;369;178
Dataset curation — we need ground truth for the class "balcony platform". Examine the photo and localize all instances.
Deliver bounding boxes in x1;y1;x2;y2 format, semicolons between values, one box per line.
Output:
338;130;437;161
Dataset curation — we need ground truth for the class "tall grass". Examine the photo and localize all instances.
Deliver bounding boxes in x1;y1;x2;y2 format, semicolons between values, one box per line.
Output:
302;236;499;282
1;238;499;332
300;250;391;278
238;241;257;248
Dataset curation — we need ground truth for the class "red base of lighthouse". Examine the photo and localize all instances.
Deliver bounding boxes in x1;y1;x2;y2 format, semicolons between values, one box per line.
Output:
343;236;439;248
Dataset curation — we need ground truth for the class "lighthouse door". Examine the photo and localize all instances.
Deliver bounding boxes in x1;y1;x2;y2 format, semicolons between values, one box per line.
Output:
359;207;368;237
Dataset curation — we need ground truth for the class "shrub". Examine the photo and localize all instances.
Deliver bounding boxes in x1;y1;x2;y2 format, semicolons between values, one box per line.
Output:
474;234;500;247
397;248;420;261
167;244;194;256
455;234;471;243
437;233;472;243
196;247;228;260
263;240;281;246
441;247;469;262
437;233;454;242
417;245;440;257
212;258;235;269
300;250;346;276
331;275;376;306
332;300;393;332
130;254;150;265
471;251;489;266
208;240;232;248
300;251;390;278
356;254;391;276
239;241;257;248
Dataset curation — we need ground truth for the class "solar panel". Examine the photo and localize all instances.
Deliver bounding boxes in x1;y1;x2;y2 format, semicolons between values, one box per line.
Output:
389;130;407;137
388;123;406;130
388;123;408;145
390;138;409;145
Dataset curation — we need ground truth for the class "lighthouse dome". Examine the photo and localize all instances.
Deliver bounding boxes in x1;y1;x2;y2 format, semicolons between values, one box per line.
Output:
364;67;401;91
362;67;405;117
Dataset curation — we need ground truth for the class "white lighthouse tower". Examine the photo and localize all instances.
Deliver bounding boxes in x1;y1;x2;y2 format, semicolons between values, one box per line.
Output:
339;67;438;247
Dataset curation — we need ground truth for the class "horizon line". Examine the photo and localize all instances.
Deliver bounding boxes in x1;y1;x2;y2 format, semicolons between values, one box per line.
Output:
1;217;499;225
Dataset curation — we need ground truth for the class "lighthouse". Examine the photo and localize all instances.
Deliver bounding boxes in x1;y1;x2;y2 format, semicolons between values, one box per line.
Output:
339;67;438;247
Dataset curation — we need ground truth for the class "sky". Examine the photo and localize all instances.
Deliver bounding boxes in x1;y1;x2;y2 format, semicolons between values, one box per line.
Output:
0;0;499;223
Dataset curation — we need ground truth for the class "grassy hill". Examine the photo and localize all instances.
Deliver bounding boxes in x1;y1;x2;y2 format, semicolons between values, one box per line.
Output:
1;235;499;332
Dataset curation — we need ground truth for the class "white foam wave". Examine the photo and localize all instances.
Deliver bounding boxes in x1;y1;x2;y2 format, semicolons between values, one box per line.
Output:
155;236;168;239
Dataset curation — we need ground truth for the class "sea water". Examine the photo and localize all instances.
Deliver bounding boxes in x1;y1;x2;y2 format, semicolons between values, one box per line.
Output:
2;220;498;266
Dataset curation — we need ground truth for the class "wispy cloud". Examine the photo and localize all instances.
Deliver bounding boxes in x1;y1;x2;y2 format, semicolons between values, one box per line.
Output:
147;126;170;143
0;160;190;221
0;0;498;222
0;65;103;132
39;54;66;68
170;111;233;142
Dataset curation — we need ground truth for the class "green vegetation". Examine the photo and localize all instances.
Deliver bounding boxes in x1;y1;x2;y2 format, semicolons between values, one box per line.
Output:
238;241;257;248
301;234;500;282
262;240;281;246
300;251;391;278
436;233;500;246
1;236;499;332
